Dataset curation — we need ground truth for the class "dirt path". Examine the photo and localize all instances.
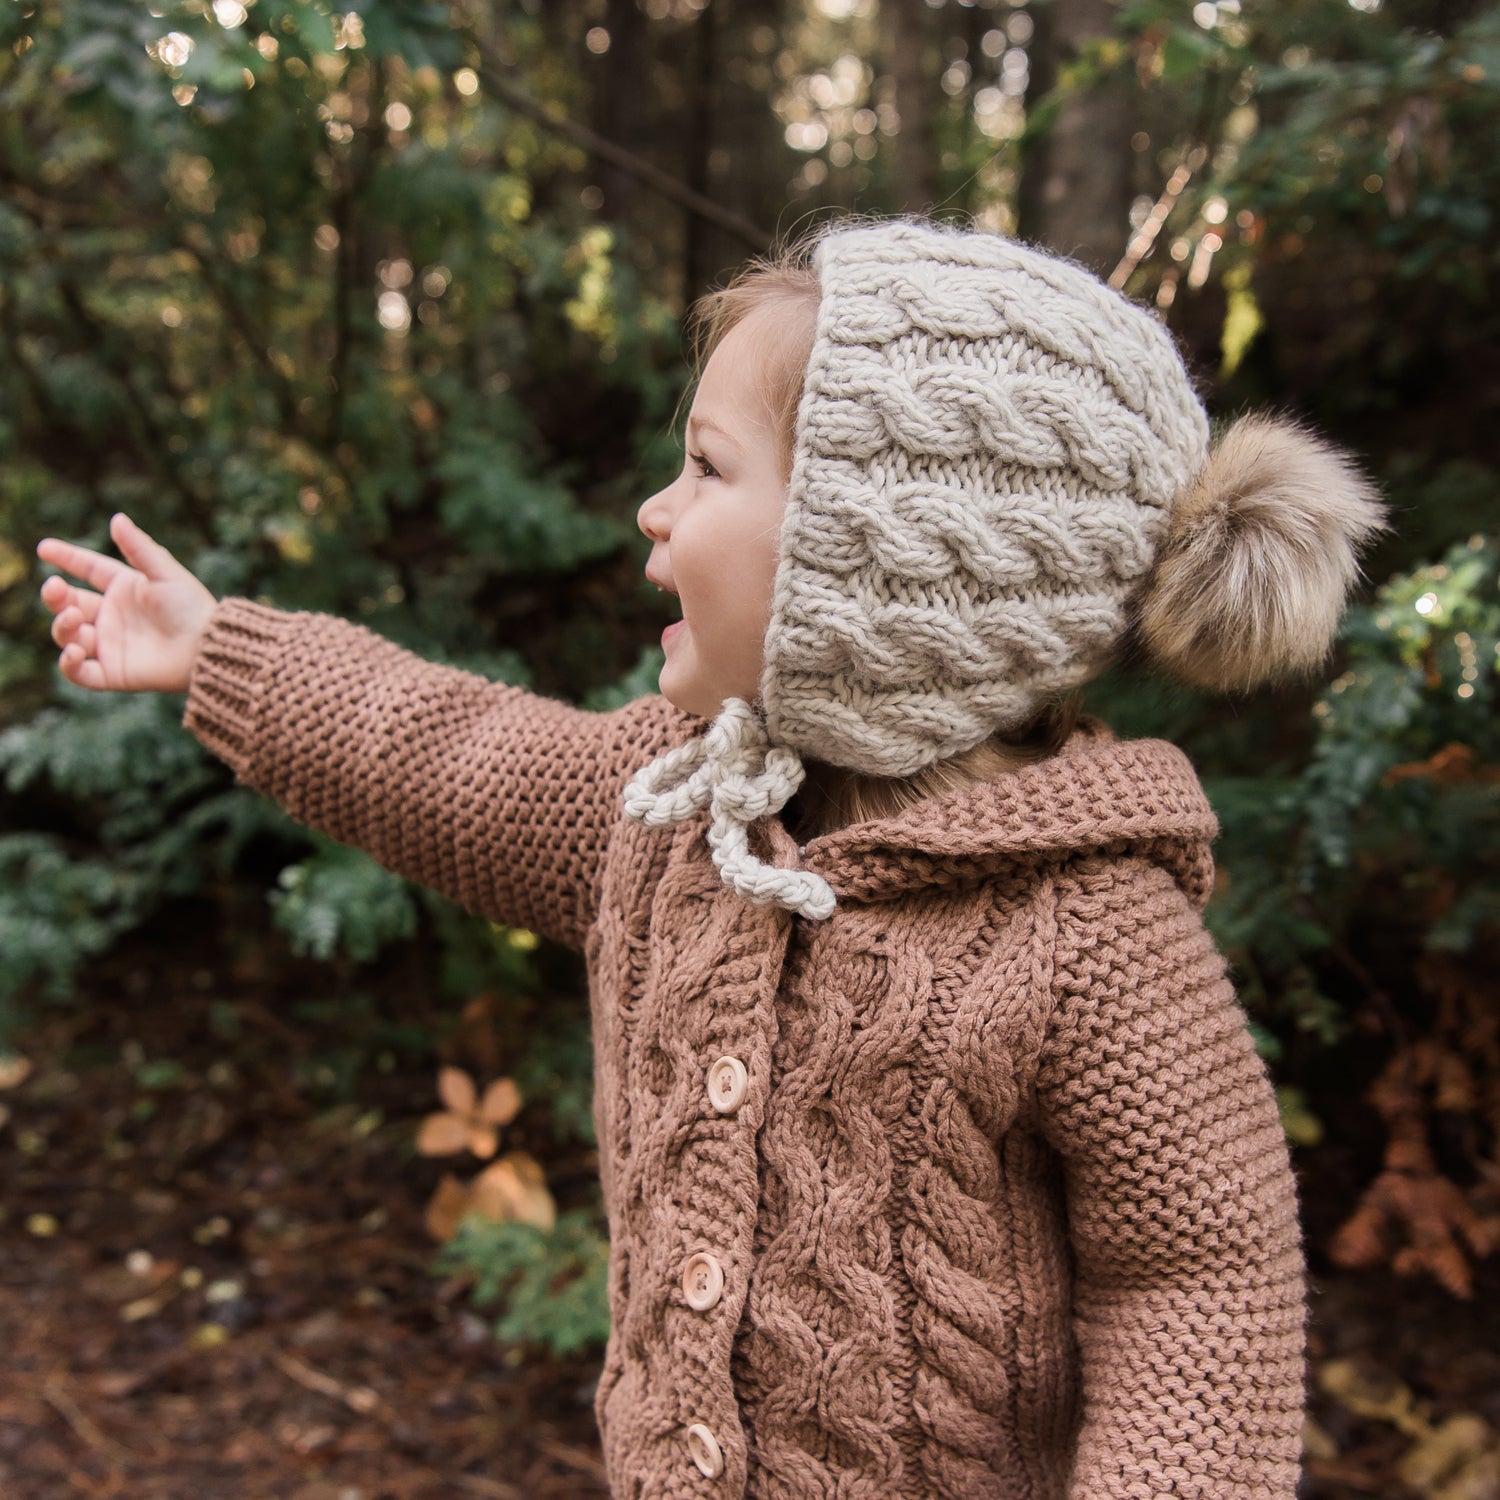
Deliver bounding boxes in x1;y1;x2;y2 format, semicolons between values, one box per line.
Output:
0;953;610;1500
2;943;1498;1498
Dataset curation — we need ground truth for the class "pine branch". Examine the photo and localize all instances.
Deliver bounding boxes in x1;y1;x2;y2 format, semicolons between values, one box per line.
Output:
455;17;773;255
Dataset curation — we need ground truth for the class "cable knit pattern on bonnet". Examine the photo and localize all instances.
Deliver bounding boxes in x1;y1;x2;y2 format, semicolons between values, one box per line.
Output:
624;217;1212;918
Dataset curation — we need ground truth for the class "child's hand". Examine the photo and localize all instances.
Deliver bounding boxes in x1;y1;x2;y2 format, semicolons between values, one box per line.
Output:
35;513;217;694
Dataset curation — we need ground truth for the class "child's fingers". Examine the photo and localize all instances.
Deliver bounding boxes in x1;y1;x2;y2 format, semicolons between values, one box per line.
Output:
36;536;130;593
51;605;83;648
39;575;103;622
51;610;99;662
51;605;100;660
109;513;186;584
59;641;106;691
38;574;66;613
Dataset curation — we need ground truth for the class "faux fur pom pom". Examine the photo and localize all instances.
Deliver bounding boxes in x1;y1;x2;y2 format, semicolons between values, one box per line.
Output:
1138;414;1388;693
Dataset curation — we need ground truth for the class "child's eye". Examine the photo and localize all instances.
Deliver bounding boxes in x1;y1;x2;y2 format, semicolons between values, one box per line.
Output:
688;451;720;480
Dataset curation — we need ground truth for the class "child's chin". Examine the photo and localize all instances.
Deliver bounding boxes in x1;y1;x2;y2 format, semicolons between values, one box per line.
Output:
658;649;758;721
658;674;721;722
655;668;699;718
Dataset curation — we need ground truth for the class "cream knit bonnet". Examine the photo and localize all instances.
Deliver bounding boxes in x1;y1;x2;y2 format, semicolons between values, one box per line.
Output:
622;217;1383;920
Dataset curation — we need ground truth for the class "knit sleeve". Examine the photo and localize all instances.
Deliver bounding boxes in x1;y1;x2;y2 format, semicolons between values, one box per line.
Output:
1033;859;1307;1500
181;597;691;951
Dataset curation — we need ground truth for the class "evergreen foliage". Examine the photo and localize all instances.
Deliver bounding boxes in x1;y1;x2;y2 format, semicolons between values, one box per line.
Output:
270;834;421;964
439;1208;612;1358
1205;536;1499;1043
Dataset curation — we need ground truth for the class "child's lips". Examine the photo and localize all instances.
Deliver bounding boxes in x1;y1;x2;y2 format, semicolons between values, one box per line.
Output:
662;620;687;646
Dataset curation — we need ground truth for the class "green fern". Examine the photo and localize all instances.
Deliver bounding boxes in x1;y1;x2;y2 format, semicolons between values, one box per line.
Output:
269;835;420;964
0;833;140;1039
439;1206;611;1358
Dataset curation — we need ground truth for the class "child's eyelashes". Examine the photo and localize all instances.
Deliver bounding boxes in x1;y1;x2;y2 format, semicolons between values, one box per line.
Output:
688;451;721;480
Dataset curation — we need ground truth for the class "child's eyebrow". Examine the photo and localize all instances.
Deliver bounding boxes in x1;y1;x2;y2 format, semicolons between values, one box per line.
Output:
687;414;743;453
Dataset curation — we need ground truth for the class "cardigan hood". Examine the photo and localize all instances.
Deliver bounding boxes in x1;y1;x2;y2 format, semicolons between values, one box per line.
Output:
764;721;1219;913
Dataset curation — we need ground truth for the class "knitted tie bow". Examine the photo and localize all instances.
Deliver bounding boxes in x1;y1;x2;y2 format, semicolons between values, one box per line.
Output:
621;697;838;921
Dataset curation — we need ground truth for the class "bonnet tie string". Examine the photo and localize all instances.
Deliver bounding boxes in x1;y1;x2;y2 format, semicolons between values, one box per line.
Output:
622;697;838;921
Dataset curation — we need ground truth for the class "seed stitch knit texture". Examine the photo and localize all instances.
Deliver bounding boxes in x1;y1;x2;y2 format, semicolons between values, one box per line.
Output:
183;597;1308;1500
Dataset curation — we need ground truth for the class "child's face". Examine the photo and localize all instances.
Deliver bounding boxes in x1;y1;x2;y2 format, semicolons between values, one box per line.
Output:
637;307;790;720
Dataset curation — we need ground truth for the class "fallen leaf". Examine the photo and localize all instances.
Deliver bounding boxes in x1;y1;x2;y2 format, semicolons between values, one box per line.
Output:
93;1370;149;1399
469;1151;556;1232
1398;1413;1493;1494
437;1066;476;1117
122;1282;182;1322
1301;1415;1339;1462
0;1053;32;1089
1320;1358;1427;1435
82;1258;179;1304
480;1078;522;1127
424;1173;472;1243
1432;1450;1500;1500
419;1070;520;1159
416;1112;470;1156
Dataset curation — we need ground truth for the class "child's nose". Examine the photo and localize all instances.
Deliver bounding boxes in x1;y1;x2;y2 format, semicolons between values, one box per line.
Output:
637;484;673;542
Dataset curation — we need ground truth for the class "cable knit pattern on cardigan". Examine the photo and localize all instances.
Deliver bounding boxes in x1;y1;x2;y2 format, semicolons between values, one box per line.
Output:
182;598;1307;1500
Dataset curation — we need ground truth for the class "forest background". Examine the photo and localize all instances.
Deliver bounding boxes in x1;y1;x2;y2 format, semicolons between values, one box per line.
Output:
1;0;1499;1495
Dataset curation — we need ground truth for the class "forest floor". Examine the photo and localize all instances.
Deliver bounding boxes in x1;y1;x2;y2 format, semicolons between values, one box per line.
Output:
2;932;1499;1500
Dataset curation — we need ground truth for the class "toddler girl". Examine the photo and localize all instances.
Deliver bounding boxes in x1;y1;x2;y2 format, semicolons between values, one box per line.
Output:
37;215;1385;1499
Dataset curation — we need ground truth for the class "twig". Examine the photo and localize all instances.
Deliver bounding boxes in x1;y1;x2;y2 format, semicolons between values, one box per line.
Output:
537;1433;609;1480
0;173;99;228
453;1475;525;1499
1301;1458;1388;1495
1107;145;1205;290
457;21;772;254
1318;919;1410;1052
53;277;215;531
272;1349;380;1414
42;1378;144;1465
174;226;300;433
327;51;386;450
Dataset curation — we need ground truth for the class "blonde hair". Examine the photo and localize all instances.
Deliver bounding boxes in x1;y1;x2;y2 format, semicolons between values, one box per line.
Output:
685;251;821;483
681;237;1079;844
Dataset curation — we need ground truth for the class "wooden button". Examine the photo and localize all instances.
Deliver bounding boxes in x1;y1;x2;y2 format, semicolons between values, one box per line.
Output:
685;1422;724;1478
706;1055;748;1114
682;1250;725;1312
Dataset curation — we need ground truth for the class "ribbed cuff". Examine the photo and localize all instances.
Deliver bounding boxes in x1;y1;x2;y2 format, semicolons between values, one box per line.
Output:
182;597;305;778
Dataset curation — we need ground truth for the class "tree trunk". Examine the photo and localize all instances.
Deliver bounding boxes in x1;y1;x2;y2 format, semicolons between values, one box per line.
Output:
1016;0;1133;275
682;0;719;300
592;0;646;223
885;0;936;214
960;0;990;220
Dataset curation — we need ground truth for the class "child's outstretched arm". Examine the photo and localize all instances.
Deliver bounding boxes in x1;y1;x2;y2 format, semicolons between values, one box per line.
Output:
37;516;688;951
1034;860;1306;1500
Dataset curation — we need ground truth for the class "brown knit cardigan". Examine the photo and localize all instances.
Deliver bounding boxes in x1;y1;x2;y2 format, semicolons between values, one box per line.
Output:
182;598;1307;1500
